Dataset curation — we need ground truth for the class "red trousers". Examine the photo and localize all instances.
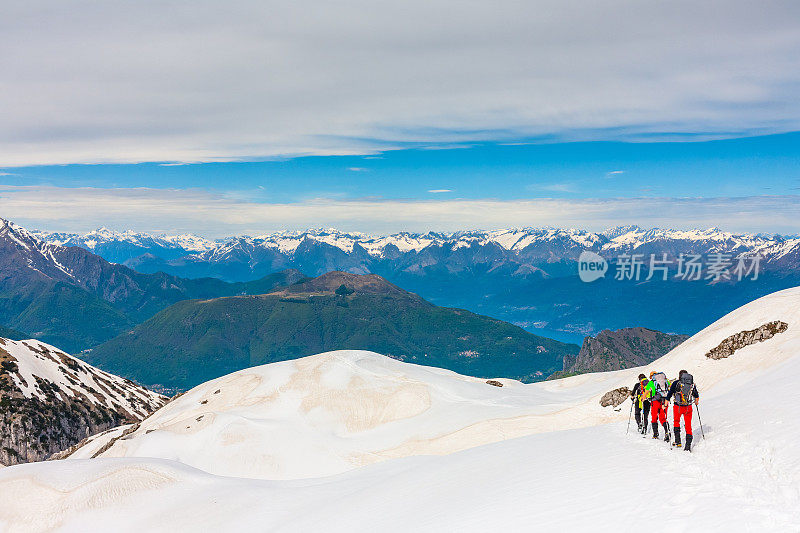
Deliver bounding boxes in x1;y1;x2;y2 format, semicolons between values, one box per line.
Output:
673;404;693;435
650;400;667;424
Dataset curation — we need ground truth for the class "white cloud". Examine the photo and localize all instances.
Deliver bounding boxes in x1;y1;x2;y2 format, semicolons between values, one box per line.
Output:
428;189;452;193
605;170;625;177
348;167;368;172
537;183;576;193
1;1;799;166
1;185;798;236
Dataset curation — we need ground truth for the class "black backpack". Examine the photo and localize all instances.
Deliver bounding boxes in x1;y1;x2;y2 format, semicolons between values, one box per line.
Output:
676;373;695;406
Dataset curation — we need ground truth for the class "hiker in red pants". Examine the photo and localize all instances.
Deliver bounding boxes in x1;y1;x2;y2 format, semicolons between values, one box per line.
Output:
645;371;671;441
667;369;700;451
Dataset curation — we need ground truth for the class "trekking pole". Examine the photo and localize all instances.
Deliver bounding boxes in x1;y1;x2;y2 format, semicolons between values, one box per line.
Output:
626;398;634;434
695;403;706;440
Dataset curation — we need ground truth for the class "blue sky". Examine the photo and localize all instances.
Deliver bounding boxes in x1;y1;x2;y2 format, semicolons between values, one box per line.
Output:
4;132;800;203
2;132;799;236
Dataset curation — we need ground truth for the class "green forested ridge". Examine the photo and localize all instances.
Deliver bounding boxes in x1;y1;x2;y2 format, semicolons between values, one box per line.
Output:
87;272;579;391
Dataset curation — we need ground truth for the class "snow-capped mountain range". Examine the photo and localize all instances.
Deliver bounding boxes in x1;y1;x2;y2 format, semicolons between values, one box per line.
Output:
1;217;303;352
33;225;800;281
6;217;800;346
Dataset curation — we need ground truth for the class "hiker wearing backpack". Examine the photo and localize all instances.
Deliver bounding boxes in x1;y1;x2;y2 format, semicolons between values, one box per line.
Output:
630;373;651;434
667;370;700;452
645;371;671;441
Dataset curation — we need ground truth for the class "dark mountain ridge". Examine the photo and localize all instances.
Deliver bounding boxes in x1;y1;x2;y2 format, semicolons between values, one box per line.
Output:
550;327;689;379
86;271;580;391
0;218;305;351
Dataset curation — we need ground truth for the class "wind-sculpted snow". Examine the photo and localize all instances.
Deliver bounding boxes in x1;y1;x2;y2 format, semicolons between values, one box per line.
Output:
71;351;625;479
1;287;800;530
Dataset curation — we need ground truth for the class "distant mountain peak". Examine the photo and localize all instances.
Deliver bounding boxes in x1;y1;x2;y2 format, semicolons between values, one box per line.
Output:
602;225;643;239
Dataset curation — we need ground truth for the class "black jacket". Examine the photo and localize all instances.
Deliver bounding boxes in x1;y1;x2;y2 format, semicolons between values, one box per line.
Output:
630;381;649;400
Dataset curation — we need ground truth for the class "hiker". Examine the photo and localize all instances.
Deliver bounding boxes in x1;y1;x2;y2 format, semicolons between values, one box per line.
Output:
630;373;651;434
645;371;671;441
667;369;700;452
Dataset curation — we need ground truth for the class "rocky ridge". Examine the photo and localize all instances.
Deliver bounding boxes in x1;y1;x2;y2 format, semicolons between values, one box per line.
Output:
0;337;166;465
705;321;789;360
553;327;688;378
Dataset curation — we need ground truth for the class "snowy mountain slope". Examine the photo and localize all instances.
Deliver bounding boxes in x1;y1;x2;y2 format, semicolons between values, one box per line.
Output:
1;287;799;531
1;217;305;352
0;219;80;283
0;337;167;465
0;338;164;415
85;270;576;392
59;286;800;482
33;227;216;257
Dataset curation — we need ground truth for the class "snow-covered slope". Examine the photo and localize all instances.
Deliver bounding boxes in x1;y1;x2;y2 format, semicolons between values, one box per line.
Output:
0;338;165;416
66;351;611;478
1;287;799;531
57;286;799;481
0;338;167;465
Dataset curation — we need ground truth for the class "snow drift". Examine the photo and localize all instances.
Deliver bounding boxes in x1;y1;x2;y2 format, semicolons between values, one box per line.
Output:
1;287;800;531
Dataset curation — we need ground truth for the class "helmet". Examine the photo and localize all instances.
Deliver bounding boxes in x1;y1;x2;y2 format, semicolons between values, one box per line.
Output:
649;371;656;378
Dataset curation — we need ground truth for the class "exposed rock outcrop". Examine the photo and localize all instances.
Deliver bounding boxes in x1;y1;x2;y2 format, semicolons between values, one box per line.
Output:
705;321;789;360
599;387;631;407
551;327;688;379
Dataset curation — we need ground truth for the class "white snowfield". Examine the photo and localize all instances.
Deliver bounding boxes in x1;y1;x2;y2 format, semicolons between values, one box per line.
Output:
2;287;800;531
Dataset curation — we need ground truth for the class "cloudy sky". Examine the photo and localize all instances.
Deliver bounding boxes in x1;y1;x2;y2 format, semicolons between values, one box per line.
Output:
1;0;799;235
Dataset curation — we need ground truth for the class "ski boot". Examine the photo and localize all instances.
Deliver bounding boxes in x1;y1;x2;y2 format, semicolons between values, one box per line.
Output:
651;422;659;439
672;427;682;448
684;434;693;452
662;422;671;442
